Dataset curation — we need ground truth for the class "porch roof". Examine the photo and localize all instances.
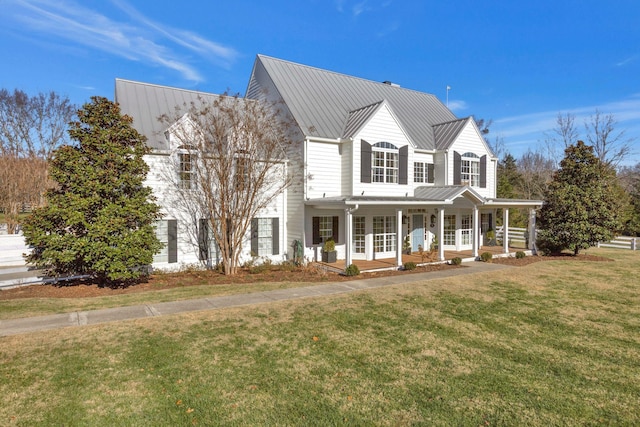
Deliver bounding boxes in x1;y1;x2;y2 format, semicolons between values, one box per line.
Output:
305;187;543;210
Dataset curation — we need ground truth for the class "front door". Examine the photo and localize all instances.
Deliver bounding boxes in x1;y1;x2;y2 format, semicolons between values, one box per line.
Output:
412;214;424;252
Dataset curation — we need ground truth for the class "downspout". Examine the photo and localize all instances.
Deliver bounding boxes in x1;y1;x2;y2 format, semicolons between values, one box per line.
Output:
344;204;359;269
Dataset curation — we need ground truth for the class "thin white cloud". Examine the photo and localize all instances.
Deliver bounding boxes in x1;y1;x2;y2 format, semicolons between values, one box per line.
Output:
353;1;369;16
447;100;468;112
493;96;640;163
616;55;638;67
5;0;238;82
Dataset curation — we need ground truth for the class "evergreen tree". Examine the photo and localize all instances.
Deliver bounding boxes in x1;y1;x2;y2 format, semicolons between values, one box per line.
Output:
537;141;621;255
22;97;162;286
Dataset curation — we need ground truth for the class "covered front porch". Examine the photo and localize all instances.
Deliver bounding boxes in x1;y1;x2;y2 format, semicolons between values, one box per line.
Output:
318;243;529;273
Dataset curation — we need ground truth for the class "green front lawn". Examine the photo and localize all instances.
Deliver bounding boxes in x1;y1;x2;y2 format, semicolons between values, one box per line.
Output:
1;248;638;425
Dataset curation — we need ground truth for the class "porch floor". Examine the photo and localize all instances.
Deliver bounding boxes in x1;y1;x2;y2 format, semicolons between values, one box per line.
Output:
317;244;528;273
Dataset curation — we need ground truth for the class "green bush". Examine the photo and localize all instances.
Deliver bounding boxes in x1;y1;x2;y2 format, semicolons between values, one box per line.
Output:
403;261;417;271
345;264;360;276
480;252;493;263
450;257;462;266
515;251;526;259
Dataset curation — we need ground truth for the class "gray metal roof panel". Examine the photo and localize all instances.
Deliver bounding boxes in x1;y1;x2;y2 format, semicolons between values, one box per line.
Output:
414;185;486;203
342;101;384;139
247;55;457;150
433;117;470;150
115;79;223;150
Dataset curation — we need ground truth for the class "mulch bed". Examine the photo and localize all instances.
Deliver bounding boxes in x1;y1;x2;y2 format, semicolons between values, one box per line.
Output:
0;253;612;300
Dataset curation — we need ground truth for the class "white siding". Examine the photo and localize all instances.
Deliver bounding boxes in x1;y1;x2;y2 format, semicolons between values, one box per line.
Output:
306;140;342;199
352;104;413;197
446;121;496;198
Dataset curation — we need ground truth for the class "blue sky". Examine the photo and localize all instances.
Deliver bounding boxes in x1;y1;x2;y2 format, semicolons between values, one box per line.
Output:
2;0;639;164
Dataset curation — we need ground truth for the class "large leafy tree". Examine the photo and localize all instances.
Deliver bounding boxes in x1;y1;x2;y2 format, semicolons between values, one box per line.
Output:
537;141;622;255
22;97;162;286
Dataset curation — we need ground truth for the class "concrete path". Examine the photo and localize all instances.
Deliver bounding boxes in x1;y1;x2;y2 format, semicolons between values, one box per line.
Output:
0;261;511;337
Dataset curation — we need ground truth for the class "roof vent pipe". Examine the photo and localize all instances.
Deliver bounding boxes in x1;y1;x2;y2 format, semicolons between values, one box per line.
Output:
382;81;400;88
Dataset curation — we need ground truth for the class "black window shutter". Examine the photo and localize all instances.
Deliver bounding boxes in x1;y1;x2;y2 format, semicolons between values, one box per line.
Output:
480;155;487;188
168;219;178;263
361;140;372;183
399;145;408;185
427;163;435;184
312;217;321;244
489;213;493;230
251;218;258;255
332;216;339;243
453;151;461;185
272;217;279;255
198;218;209;261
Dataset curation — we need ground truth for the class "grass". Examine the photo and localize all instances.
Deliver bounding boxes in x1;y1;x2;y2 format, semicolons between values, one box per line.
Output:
1;247;639;425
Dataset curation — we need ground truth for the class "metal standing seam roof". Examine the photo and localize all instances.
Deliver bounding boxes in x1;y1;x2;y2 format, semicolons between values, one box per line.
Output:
342;100;384;139
432;117;472;151
246;55;458;150
414;185;485;203
114;79;225;150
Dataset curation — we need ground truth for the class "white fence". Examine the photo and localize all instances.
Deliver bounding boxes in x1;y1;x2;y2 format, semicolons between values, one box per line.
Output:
495;226;528;246
0;234;29;267
598;236;638;251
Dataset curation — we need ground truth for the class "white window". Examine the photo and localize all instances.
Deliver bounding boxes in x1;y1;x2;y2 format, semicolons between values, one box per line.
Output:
461;214;472;245
461;152;480;187
319;217;333;242
178;152;195;189
153;220;169;263
443;215;456;246
372;142;398;183
353;216;366;254
257;218;273;256
414;162;425;183
373;215;396;253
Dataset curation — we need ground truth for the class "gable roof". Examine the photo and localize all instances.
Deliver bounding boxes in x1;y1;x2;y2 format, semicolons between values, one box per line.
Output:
246;55;457;150
433;117;471;150
115;79;223;150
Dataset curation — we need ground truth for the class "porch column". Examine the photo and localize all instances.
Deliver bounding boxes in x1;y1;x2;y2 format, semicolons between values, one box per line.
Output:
438;207;445;261
396;209;403;267
345;208;353;269
528;208;537;251
503;208;510;254
472;205;479;257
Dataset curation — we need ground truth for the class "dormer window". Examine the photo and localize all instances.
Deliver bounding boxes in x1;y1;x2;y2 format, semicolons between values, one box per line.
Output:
372;142;398;183
461;152;480;187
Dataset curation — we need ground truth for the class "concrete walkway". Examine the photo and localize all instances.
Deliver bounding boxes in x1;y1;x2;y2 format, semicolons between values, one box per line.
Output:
0;261;511;337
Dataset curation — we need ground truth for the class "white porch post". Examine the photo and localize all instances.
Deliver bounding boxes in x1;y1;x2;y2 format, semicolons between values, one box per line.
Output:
472;206;479;257
345;209;352;269
438;207;445;261
503;208;510;254
396;209;403;267
528;208;537;251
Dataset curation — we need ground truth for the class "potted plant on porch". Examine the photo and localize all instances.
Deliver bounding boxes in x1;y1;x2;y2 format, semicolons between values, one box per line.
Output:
403;235;411;255
322;238;337;263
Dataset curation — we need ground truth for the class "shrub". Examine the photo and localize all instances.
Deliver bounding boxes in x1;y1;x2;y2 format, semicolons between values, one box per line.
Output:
480;252;493;262
403;261;417;271
323;239;335;252
515;251;526;259
450;257;462;265
345;264;360;276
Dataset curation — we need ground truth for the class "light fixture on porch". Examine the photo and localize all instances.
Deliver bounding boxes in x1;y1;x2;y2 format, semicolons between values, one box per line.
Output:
430;214;436;228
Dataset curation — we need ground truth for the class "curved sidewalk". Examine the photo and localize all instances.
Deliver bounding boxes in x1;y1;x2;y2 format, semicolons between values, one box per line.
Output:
0;262;511;337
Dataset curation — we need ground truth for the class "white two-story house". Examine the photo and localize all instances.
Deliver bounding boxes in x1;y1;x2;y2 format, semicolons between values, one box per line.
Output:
116;55;541;271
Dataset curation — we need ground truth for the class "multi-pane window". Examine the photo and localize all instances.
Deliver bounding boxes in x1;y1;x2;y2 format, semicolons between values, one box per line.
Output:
415;162;435;184
461;152;480;187
372;142;398;183
414;162;425;183
443;215;456;246
373;215;396;253
353;216;365;254
153;220;169;263
257;218;273;256
178;152;195;189
461;214;472;245
319;216;334;242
